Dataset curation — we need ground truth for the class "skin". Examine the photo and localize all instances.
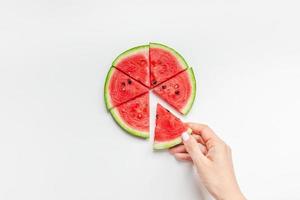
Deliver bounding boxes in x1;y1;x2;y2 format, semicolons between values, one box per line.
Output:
169;123;246;200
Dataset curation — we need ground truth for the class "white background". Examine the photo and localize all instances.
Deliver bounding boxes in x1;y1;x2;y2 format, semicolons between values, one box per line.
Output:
1;0;300;199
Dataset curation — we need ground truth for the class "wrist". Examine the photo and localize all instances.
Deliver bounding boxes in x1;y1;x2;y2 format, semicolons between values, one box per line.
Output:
217;190;246;200
223;192;245;200
214;185;245;200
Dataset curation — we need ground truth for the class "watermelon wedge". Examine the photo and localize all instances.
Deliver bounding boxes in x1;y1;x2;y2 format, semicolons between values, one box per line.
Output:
112;45;150;88
110;93;149;138
150;43;189;88
104;67;148;110
153;104;192;150
153;68;196;115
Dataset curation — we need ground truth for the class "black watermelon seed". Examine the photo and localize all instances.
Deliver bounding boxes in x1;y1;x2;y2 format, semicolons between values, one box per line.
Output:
175;90;180;95
127;79;132;84
167;109;170;113
156;114;158;119
162;85;166;89
121;82;126;86
152;80;157;85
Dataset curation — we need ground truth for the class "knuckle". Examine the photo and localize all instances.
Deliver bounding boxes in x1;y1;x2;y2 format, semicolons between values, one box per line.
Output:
201;124;210;131
202;124;213;134
222;143;232;154
206;140;214;149
219;142;228;150
227;145;232;152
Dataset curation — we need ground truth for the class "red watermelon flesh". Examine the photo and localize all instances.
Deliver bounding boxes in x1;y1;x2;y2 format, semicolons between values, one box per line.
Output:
154;104;190;149
150;43;188;87
153;68;196;115
105;68;148;110
110;93;149;138
113;46;150;88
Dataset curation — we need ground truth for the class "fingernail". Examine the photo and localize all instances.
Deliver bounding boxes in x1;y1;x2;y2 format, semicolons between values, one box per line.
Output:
181;132;190;141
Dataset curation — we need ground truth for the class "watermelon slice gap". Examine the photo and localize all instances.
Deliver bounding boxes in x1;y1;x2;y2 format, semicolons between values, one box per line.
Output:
112;45;150;88
153;68;196;115
110;93;149;139
153;104;192;150
150;43;189;88
104;67;149;110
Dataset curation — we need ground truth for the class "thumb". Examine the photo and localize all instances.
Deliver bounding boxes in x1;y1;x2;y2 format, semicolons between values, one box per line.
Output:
182;132;207;165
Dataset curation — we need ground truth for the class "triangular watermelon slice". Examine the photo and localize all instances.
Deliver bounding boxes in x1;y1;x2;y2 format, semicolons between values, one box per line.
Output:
153;104;192;150
153;68;196;115
104;67;149;110
112;45;150;88
110;93;149;138
150;43;189;88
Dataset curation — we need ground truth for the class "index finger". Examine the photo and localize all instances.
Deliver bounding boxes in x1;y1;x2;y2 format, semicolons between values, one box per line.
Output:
186;122;220;143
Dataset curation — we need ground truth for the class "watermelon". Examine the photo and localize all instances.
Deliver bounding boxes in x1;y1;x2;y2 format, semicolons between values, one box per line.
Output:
112;45;150;88
105;43;197;143
153;104;192;150
104;67;148;110
150;43;189;88
110;93;149;138
153;68;196;115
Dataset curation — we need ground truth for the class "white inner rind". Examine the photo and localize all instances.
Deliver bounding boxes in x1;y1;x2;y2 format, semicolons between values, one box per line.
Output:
104;67;115;110
110;107;149;139
149;42;189;71
153;128;192;150
112;45;149;67
180;68;197;115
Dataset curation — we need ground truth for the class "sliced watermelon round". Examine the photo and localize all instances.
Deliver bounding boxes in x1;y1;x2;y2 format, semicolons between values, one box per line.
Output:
153;68;196;115
150;43;189;87
112;45;150;88
110;93;149;138
104;67;148;110
153;104;192;150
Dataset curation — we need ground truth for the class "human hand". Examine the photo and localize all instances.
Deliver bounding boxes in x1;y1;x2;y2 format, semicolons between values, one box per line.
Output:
169;123;246;200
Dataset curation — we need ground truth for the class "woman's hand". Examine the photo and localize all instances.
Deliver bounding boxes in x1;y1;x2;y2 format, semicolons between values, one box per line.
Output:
169;123;246;200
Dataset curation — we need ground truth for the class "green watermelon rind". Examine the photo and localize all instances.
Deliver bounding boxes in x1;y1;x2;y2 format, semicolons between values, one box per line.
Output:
110;104;149;139
180;68;197;115
149;42;189;71
153;128;192;150
112;45;149;67
104;67;116;110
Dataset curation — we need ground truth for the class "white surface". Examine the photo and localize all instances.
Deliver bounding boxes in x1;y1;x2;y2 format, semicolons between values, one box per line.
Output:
1;0;300;199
